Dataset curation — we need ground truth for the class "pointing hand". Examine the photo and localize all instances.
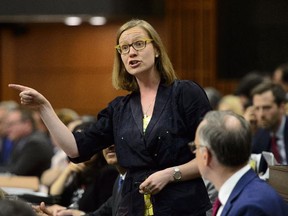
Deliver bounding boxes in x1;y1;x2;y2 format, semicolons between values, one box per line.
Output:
9;84;49;109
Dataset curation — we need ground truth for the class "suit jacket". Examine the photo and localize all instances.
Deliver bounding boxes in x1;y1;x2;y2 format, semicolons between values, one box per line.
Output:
86;175;123;216
60;164;118;212
0;131;53;178
0;137;13;165
252;116;288;173
221;169;288;216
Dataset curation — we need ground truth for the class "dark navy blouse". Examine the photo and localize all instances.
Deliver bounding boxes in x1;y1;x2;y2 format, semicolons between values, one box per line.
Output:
71;80;212;215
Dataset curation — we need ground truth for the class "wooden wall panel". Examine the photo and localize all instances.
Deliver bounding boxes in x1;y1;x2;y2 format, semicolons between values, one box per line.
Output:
0;19;167;115
166;0;237;95
1;23;128;115
0;1;239;115
0;29;17;99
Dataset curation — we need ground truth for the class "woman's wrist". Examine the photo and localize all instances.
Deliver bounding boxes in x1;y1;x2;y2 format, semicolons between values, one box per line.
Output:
164;167;176;183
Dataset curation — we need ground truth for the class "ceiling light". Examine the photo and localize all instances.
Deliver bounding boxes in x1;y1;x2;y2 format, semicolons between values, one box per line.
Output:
64;16;82;26
89;16;106;26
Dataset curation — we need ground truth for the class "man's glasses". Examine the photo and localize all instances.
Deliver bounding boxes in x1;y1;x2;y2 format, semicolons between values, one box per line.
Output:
188;141;207;153
115;39;153;55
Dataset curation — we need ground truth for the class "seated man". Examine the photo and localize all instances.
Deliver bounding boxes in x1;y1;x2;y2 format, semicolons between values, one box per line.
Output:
0;100;19;165
0;107;53;178
249;82;288;173
35;144;126;216
193;110;288;216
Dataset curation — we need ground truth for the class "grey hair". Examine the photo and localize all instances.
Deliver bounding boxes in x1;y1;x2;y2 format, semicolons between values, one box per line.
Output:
198;110;252;167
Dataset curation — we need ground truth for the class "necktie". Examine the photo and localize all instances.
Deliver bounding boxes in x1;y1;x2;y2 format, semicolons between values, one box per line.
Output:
271;134;281;163
118;177;124;193
212;197;221;216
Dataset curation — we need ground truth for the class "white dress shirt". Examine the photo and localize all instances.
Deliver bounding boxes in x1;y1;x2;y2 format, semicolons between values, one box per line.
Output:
216;164;251;216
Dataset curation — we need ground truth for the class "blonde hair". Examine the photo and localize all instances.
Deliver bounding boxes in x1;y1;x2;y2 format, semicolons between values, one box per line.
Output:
218;95;244;116
112;19;177;91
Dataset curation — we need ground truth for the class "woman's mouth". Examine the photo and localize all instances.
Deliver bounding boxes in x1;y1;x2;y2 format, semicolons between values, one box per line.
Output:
129;60;141;68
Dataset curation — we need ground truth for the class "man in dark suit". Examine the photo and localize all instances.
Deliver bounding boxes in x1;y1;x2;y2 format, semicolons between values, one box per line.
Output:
250;82;288;173
36;145;126;216
0;107;53;178
0;101;19;165
84;144;126;216
192;110;288;216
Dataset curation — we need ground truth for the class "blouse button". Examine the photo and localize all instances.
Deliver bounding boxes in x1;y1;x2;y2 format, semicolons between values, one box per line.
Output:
154;154;157;157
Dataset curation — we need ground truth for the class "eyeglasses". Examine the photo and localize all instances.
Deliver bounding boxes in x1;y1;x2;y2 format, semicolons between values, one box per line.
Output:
115;38;153;55
188;141;206;153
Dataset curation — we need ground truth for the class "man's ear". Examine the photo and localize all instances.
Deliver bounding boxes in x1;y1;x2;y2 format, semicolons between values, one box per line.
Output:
279;102;287;114
203;148;212;166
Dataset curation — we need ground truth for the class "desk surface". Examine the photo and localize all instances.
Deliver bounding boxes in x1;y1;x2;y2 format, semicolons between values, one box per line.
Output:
268;165;288;203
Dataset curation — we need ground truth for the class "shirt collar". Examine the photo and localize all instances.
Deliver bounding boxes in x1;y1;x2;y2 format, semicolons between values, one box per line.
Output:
276;115;286;139
120;173;126;180
218;164;250;206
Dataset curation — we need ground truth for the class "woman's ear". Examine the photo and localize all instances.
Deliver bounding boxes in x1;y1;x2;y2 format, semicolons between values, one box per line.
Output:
154;49;160;58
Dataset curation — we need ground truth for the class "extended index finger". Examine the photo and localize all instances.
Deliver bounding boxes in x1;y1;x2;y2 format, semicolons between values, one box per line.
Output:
8;84;31;92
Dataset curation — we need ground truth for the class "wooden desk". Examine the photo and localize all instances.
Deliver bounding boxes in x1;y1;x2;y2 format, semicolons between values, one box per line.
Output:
268;165;288;203
0;176;39;191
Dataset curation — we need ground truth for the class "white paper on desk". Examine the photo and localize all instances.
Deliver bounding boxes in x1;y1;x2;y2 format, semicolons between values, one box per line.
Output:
250;153;262;173
262;151;279;166
259;151;280;181
1;187;34;195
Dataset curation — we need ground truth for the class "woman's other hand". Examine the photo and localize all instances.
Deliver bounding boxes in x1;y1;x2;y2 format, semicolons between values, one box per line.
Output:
139;168;173;195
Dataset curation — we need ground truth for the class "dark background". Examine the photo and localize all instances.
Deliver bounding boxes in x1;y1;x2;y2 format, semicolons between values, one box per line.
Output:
217;0;288;78
0;0;164;18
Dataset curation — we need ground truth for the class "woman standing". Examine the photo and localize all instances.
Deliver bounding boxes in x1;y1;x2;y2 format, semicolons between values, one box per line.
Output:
10;19;211;215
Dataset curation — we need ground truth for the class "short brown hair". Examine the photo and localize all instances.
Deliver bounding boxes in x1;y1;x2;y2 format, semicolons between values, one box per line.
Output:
251;82;286;106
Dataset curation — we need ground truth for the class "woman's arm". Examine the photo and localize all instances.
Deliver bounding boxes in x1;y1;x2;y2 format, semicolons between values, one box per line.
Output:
9;84;79;158
139;159;200;194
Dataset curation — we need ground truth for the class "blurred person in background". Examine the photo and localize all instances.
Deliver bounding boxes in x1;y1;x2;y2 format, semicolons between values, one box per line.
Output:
249;82;288;174
234;71;270;110
273;62;288;114
35;145;126;216
41;109;82;189
237;72;270;135
37;121;118;215
217;95;244;116
273;62;288;100
0;100;19;165
204;87;222;110
0;199;37;216
0;106;53;178
47;153;118;214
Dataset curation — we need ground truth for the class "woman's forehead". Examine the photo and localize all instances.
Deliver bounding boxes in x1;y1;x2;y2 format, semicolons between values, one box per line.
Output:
119;27;148;42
